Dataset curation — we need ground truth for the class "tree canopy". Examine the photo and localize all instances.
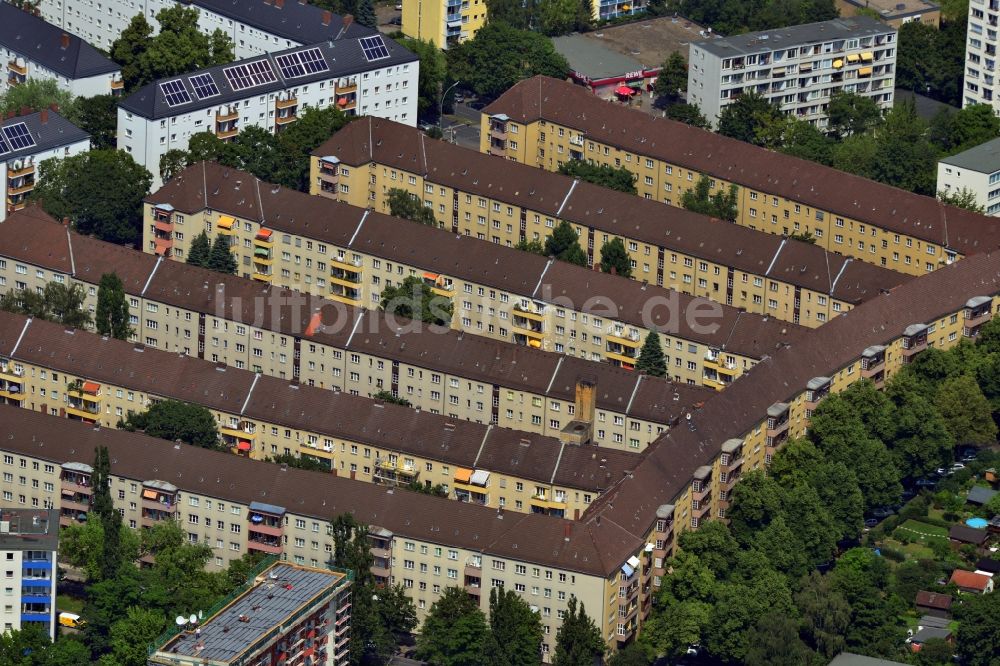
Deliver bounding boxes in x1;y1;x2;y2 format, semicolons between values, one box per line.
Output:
380;275;454;326
680;175;739;222
95;272;134;340
0;282;91;329
398;37;447;119
416;587;491;666
119;399;222;450
544;221;588;266
558;160;637;194
552;596;604;666
654;52;688;104
387;188;440;226
599;238;633;277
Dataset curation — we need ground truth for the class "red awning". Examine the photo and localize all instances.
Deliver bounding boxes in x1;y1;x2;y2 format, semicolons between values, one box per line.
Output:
237;441;252;451
615;85;636;96
337;98;348;107
256;228;272;240
81;381;100;394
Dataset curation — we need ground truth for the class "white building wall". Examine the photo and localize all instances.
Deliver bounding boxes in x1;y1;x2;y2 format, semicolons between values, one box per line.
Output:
119;62;418;188
937;161;1000;215
0;49;120;98
36;0;323;58
0;547;58;641
687;29;897;129
0;136;92;223
964;0;999;110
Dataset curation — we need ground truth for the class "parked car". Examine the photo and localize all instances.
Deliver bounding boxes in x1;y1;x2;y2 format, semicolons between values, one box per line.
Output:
951;462;966;471
58;613;85;629
864;518;879;528
870;507;894;519
395;3;402;9
935;467;948;476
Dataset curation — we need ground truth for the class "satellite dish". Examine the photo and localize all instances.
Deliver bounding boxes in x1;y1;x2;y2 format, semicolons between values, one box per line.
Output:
176;616;188;626
685;413;692;420
189;614;198;625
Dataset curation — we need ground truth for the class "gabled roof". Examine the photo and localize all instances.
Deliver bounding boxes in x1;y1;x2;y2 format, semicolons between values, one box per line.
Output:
949;569;992;590
949;525;989;544
0;4;119;79
910;626;952;643
120;35;416;120
966;485;998;505
914;590;952;610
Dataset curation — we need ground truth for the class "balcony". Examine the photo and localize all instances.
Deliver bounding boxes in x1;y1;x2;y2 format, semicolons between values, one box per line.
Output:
329;285;362;307
529;494;568;516
275;96;298;110
512;302;544;321
247;538;283;555
252;268;272;283
216;216;236;235
901;324;928;360
7;59;26;75
7;178;34;196
154;237;173;256
153;219;174;234
803;376;831;411
216;125;239;140
765;402;789;437
720;439;744;472
335;95;356;111
275;112;298;126
255;228;274;244
373;458;419;485
423;272;455;298
465;559;482;576
965;296;993;336
216;108;239;123
65;401;100;422
337;78;358;94
605;344;638;368
7;163;33;179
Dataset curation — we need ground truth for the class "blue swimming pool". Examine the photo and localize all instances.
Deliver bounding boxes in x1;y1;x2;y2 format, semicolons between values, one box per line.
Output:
967;517;989;529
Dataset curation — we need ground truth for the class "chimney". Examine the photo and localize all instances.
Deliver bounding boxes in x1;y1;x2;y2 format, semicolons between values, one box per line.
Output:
275;0;284;7
62;216;69;227
563;523;572;541
342;14;353;29
322;9;332;25
574;375;597;426
60;33;69;50
40;109;48;124
19;106;29;117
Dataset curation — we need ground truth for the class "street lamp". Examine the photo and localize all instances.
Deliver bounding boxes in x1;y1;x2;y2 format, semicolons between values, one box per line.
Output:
439;80;462;133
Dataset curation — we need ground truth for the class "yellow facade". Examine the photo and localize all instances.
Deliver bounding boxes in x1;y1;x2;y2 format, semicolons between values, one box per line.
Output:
309;147;867;328
402;0;487;49
479;114;958;277
143;201;773;390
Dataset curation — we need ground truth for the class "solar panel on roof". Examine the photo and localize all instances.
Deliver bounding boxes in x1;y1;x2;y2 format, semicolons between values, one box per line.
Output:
2;123;35;151
189;73;220;100
0;136;10;156
274;48;329;79
159;79;192;107
359;35;390;62
223;60;277;91
298;48;329;74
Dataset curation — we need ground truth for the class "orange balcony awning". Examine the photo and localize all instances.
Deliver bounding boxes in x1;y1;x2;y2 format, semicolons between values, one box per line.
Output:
154;220;173;233
82;381;100;394
455;468;473;483
256;228;273;240
237;441;252;451
423;272;439;281
217;215;235;230
142;489;158;500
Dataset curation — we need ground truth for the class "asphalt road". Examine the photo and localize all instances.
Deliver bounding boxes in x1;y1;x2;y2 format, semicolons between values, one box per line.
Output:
439;120;481;151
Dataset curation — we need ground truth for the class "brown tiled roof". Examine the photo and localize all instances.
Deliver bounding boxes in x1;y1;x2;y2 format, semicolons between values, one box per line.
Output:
311;119;909;303
914;591;952;610
0;207;714;424
949;569;991;589
2;311;641;492
582;249;1000;549
0;405;635;576
484;76;1000;255
142;164;806;357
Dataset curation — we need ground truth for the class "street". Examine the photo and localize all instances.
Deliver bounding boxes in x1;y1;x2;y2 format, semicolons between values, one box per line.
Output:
437;101;482;150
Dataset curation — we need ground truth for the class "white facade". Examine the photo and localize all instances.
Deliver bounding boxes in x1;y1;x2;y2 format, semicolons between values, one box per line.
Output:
1;49;120;98
688;17;897;129
964;0;1000;110
34;0;354;58
0;510;59;641
937;137;1000;215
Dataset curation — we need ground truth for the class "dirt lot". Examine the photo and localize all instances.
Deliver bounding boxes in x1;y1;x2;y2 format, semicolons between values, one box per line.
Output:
584;15;712;68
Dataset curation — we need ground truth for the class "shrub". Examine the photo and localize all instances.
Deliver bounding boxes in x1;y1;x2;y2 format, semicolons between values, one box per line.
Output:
928;538;951;560
881;547;906;562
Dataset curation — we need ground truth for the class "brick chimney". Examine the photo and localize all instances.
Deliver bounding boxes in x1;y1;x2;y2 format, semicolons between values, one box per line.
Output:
40;109;48;124
342;14;353;29
563;522;572;541
62;217;69;227
321;10;332;26
60;33;69;50
19;106;29;117
275;0;284;7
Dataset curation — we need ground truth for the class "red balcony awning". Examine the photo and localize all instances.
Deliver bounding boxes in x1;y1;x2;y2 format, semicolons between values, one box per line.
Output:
615;85;637;96
237;441;252;451
154;220;173;233
82;381;100;394
256;228;272;240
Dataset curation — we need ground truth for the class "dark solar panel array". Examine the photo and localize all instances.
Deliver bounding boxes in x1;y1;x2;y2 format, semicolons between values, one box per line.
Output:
189;73;220;100
359;35;390;61
223;60;278;91
3;123;36;150
160;79;192;107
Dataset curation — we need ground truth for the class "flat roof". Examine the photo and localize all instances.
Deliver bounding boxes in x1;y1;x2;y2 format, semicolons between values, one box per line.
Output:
552;34;648;80
157;563;347;664
189;0;373;44
840;0;940;19
0;508;59;552
692;16;893;58
939;136;1000;175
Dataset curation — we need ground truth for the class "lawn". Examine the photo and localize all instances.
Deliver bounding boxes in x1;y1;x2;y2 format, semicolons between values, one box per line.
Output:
56;593;84;614
893;519;949;541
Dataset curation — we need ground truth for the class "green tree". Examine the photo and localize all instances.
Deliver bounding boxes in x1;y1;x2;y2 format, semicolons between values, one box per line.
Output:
558;160;637;194
939;187;986;213
486;0;532;28
743;612;815;666
268;106;350;190
891;559;940;605
640;596;711;659
186;231;212;268
387;187;439;226
544;220;588;266
931;104;1000;154
936;373;998;445
680;175;739;222
780;118;834;165
106;606;165;666
488;587;543;666
95;272;134;340
537;0;590;36
717;91;784;146
0;282;91;328
380;275;454;326
399;38;447;118
515;238;547;255
703;569;795;663
795;571;851;659
636;332;666;377
896;18;965;107
376;583;418;643
356;0;376;28
654;52;688;104
607;643;653;666
373;389;413;406
74;95;119;150
665;103;711;129
599;238;632;277
207;234;238;274
0;78;74;118
552;596;604;666
111;14;154;91
416;586;490;666
869;99;938;195
30;149;152;244
447;22;569;101
266;451;332;472
120;399;222;449
92;445;126;584
955;590;1000;666
827;91;882;138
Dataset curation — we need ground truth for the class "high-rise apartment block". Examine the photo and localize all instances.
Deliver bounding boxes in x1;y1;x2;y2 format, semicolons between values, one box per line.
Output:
0;509;59;641
964;0;1000;109
687;17;896;129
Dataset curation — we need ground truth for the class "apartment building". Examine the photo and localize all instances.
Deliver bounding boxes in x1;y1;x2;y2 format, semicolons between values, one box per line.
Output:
4;245;998;653
938;137;1000;215
0;206;714;450
142;162;804;388
836;0;940;28
148;561;352;666
688;17;896;128
0;4;122;97
33;0;373;56
0;407;639;657
0;508;58;640
119;32;418;188
481;76;1000;276
402;0;487;49
964;0;1000;109
0;109;90;222
0;309;650;518
307;118;907;328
